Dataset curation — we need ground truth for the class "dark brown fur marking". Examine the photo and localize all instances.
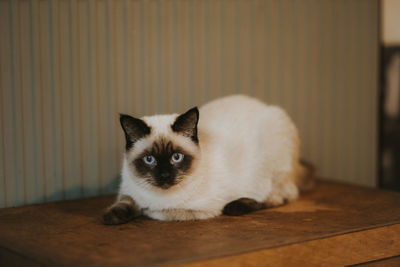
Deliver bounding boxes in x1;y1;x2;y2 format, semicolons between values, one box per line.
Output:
171;107;199;144
120;115;151;150
132;138;195;189
102;195;140;225
222;198;267;216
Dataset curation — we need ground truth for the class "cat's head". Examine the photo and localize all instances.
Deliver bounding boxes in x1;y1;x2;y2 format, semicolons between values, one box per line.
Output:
120;107;200;190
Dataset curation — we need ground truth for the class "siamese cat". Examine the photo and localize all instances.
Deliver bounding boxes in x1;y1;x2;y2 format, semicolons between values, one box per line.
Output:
102;95;313;224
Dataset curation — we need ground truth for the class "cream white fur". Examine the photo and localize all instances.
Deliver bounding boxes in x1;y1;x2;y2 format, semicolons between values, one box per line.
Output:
118;95;302;221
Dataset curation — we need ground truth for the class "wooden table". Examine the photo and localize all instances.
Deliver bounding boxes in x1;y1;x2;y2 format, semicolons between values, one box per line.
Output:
1;181;400;266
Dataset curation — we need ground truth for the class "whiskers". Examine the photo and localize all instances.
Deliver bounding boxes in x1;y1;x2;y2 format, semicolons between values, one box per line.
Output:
134;177;153;191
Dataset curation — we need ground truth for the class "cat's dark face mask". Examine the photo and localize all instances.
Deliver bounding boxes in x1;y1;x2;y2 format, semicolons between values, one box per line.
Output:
120;107;199;189
133;139;195;189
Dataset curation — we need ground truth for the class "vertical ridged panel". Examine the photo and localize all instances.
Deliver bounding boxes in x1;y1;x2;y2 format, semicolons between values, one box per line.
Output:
0;0;12;207
12;0;27;205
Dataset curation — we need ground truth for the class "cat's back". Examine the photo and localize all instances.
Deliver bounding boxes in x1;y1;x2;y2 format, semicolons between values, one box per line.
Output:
199;95;265;132
198;94;295;141
199;94;265;119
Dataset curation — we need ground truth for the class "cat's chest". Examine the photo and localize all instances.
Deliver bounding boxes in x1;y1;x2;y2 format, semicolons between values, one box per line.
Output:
131;178;226;211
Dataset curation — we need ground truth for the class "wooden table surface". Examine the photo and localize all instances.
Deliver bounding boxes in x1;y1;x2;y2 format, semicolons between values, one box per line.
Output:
1;181;400;266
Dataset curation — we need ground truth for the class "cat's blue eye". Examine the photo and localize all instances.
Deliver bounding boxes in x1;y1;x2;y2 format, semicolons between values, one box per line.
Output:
143;155;156;165
171;153;184;163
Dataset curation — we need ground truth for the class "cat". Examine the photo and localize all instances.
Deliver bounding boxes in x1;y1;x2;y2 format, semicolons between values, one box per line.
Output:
102;95;313;224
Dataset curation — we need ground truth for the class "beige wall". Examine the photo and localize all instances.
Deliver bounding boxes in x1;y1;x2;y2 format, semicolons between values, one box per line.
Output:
0;0;379;207
382;0;400;45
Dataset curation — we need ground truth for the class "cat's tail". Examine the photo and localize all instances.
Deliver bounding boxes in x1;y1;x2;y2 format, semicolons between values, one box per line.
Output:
295;160;315;192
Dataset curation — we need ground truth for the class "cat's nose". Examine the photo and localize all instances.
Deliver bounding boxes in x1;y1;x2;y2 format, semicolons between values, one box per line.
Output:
161;172;170;178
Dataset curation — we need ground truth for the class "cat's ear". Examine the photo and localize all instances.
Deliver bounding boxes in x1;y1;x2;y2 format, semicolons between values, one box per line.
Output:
171;107;199;144
120;114;151;150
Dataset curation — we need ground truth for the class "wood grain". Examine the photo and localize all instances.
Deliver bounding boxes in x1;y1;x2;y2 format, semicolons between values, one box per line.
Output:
356;255;400;266
0;181;399;266
185;224;400;267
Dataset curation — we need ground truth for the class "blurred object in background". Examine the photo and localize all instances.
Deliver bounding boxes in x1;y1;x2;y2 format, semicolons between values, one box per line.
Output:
380;0;400;191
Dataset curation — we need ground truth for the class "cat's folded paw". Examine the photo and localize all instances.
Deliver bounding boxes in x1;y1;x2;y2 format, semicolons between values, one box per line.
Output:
222;198;266;216
102;201;140;225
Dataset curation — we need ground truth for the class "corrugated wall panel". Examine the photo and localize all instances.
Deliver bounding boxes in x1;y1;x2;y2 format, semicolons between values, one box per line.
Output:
0;0;379;207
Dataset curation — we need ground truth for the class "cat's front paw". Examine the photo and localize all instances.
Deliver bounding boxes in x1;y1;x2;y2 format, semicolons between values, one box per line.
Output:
102;196;140;225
